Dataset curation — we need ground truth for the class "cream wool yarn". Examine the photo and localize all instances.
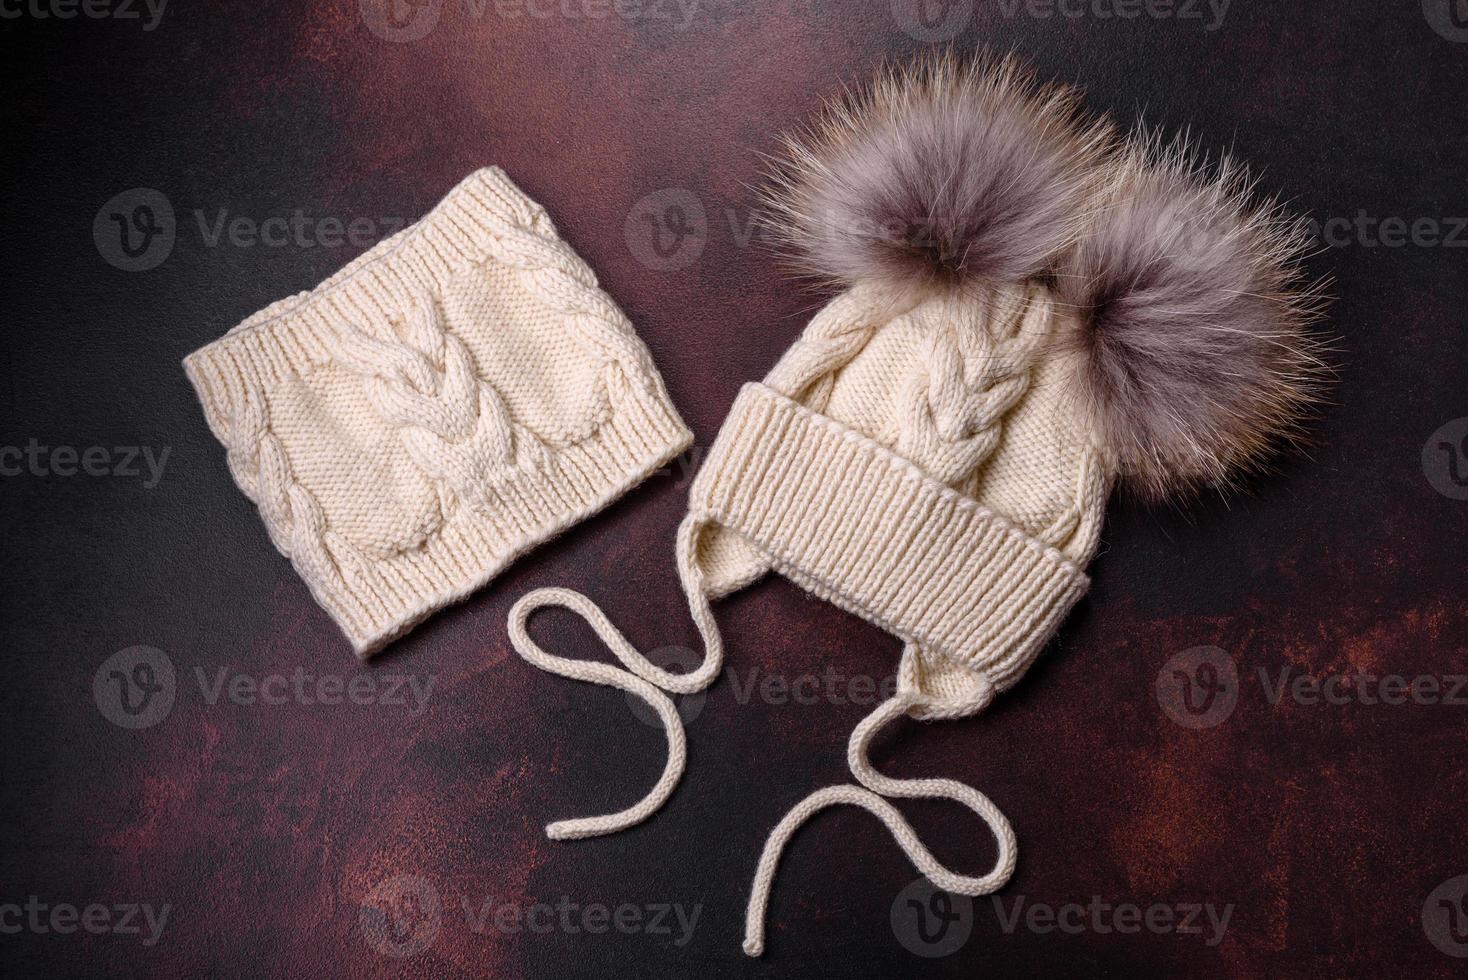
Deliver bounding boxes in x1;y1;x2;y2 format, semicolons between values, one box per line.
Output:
185;168;691;655
509;55;1327;955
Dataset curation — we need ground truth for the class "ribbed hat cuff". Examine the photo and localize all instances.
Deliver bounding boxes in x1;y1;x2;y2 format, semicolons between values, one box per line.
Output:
688;383;1089;689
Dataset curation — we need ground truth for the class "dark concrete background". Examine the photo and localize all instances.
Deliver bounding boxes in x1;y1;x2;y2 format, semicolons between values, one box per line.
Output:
4;1;1468;976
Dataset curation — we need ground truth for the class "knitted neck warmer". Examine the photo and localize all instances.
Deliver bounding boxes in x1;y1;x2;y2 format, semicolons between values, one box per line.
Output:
184;168;691;655
510;54;1326;956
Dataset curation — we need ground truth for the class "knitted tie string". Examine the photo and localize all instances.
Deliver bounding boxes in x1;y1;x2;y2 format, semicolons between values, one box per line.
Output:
742;687;1017;957
506;516;724;839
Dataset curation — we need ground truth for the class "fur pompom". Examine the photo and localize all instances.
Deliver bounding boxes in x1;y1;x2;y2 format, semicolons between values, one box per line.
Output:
1053;137;1329;501
762;53;1113;297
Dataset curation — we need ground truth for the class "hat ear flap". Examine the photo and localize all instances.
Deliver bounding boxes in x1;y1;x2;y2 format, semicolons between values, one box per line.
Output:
1052;136;1330;503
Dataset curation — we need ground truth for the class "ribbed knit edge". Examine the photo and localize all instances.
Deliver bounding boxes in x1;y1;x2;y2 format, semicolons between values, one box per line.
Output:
182;167;582;394
689;383;1089;690
181;167;693;657
188;356;690;657
354;379;689;656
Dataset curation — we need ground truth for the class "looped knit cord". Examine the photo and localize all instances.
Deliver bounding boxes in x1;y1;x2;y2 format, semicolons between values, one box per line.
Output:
506;515;724;837
507;285;1060;954
510;577;1019;956
507;586;689;841
741;679;1016;957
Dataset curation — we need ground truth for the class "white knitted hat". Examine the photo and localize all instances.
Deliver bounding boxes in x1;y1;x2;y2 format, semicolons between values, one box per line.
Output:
186;168;691;655
509;56;1326;955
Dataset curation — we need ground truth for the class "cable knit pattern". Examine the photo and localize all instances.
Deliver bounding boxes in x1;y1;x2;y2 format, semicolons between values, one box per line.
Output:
895;288;1051;485
218;369;348;597
764;284;891;408
328;297;552;509
186;167;691;655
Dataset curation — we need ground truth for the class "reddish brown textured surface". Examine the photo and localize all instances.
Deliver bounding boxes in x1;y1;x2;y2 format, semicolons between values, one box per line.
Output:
4;2;1468;977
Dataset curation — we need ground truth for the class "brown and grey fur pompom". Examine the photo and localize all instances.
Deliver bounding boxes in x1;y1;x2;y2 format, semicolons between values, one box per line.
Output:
1053;137;1329;502
764;52;1329;502
761;53;1113;297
